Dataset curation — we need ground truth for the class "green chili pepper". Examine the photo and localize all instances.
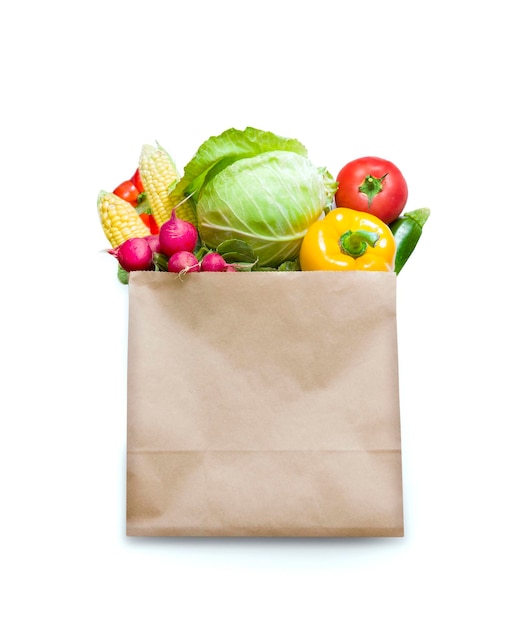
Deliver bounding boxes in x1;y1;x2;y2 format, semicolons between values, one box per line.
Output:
389;208;430;275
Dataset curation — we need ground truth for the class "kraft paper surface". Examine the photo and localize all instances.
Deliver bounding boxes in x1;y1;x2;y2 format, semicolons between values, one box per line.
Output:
126;271;403;537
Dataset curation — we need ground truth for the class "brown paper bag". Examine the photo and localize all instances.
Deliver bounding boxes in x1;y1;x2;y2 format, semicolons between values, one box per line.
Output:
126;271;403;537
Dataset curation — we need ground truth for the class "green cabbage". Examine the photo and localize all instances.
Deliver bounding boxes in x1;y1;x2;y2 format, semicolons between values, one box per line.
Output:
170;127;335;267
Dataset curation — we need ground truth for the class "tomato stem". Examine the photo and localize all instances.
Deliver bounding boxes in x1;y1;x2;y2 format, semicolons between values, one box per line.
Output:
339;230;380;258
359;173;388;208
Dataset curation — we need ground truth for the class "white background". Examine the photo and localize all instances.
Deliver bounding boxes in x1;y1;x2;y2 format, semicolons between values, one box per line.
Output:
1;1;520;624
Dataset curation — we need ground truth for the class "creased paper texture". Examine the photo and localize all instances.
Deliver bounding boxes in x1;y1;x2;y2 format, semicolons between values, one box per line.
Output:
126;271;403;537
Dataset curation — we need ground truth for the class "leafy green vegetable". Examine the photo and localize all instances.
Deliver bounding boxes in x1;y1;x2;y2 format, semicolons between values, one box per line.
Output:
277;259;301;271
170;127;336;267
216;239;257;263
153;252;169;272
117;265;129;285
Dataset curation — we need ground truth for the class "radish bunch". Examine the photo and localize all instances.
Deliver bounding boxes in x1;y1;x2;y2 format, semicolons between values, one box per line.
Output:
160;214;236;273
108;212;238;275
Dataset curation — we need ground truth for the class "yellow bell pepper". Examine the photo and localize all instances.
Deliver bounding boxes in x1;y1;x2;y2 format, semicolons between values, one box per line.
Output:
299;208;396;272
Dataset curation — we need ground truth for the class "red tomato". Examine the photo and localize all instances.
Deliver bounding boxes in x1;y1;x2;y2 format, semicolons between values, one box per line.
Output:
139;213;160;235
130;168;144;194
113;180;139;207
335;156;408;224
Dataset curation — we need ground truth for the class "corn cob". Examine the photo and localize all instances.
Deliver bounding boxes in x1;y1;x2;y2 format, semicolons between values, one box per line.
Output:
98;190;150;248
138;144;194;227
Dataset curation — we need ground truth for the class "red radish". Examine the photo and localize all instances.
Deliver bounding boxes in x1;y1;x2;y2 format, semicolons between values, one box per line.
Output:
108;237;153;271
167;251;200;274
159;215;198;257
225;265;238;272
200;252;228;272
145;234;161;254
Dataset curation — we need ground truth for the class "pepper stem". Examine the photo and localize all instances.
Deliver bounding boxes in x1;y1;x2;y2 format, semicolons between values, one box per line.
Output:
359;173;388;207
339;229;380;258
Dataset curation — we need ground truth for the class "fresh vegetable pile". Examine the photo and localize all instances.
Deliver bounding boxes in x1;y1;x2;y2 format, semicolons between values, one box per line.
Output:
98;127;430;282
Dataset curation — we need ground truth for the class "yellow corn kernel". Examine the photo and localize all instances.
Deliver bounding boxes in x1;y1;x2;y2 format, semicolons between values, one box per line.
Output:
98;191;150;248
138;144;184;227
